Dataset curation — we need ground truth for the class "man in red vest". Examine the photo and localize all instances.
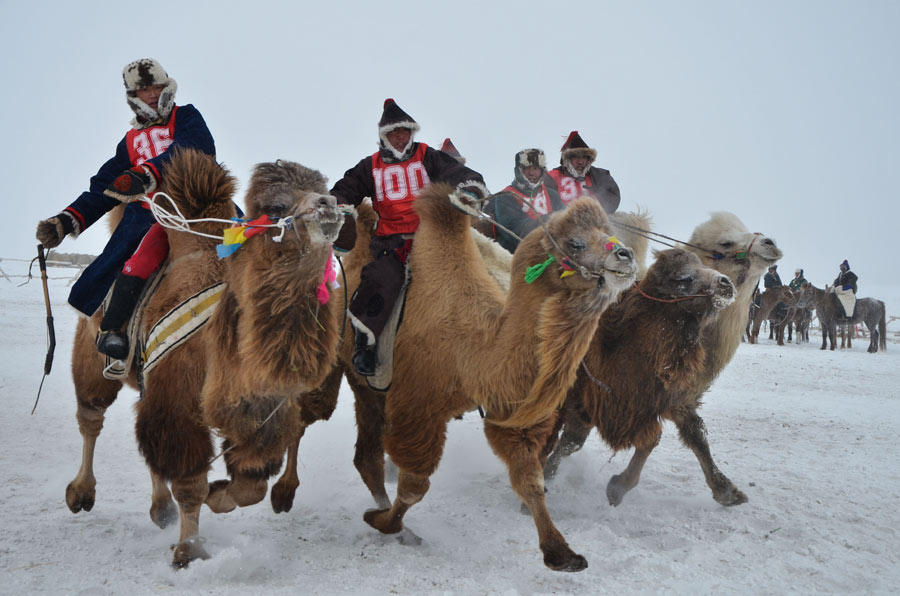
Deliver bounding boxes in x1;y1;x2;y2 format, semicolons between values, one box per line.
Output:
35;59;216;359
330;99;488;376
544;131;620;215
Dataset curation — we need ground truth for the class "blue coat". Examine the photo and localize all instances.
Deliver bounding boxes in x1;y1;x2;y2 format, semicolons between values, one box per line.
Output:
66;104;215;316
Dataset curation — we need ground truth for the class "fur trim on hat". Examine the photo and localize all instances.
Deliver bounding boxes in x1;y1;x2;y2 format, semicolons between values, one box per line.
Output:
377;98;420;161
513;148;546;192
560;131;596;178
122;59;177;129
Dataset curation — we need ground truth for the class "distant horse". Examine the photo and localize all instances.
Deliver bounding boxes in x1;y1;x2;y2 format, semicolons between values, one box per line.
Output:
749;285;798;345
806;284;887;353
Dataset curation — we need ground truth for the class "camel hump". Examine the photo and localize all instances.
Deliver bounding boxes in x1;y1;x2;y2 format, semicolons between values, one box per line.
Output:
158;147;238;220
245;160;329;218
413;183;469;235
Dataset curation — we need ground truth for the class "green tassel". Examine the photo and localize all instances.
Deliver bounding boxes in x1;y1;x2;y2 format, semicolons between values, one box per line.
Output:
525;254;556;284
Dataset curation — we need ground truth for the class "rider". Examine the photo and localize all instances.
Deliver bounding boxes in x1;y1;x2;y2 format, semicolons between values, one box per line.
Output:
35;59;216;359
481;148;563;253
544;131;620;215
329;99;489;377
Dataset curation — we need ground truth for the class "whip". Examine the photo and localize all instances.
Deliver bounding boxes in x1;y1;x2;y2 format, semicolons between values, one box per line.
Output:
32;244;56;414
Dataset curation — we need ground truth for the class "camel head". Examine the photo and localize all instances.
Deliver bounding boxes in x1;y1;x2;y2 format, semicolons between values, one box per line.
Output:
684;211;781;288
244;160;348;246
515;197;637;301
642;248;736;316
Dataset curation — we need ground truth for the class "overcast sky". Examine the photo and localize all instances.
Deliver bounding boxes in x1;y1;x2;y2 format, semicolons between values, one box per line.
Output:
2;0;897;290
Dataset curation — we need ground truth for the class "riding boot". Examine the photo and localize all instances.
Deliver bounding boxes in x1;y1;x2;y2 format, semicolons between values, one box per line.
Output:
351;327;377;377
97;272;146;360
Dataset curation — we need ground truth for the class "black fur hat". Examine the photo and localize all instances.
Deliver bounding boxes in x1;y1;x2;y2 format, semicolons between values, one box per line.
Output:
560;131;597;178
122;58;177;129
513;148;546;191
378;99;420;161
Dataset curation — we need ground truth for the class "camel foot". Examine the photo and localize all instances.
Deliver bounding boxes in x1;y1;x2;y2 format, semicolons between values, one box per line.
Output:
713;485;748;506
395;527;422;546
606;475;632;507
205;479;236;514
171;536;210;569
65;482;95;513
150;497;179;529
363;507;403;534
270;480;297;514
543;547;588;572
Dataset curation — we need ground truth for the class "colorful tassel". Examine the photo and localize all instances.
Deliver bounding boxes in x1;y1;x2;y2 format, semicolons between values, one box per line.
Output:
525;254;556;284
216;215;274;258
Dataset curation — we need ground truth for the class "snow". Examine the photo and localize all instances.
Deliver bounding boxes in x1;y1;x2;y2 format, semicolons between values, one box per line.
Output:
2;270;899;596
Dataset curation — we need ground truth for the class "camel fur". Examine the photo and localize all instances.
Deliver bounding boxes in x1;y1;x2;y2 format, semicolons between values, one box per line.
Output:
63;148;345;567
337;186;638;572
544;212;782;507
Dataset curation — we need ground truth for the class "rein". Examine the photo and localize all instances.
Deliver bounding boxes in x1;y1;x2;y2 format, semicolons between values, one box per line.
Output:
631;281;712;303
610;219;761;262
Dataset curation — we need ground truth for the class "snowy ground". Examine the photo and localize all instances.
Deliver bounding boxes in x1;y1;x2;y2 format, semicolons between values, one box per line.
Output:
2;269;899;596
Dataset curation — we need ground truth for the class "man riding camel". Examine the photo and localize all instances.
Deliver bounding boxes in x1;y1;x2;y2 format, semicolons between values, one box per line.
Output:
329;98;489;377
544;131;620;215
35;58;216;360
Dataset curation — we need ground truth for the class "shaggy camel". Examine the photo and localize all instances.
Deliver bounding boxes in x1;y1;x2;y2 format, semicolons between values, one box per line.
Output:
541;248;736;486
62;148;345;567
322;186;637;571
544;211;782;507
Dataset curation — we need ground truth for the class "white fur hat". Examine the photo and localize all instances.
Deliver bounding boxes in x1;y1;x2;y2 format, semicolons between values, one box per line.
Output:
122;59;177;128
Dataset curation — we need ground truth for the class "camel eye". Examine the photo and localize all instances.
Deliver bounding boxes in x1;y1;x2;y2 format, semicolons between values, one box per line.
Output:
568;238;587;253
719;241;735;249
676;276;694;286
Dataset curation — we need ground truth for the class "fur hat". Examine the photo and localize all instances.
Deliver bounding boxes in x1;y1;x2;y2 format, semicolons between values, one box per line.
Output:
122;59;177;129
841;259;850;270
768;265;777;271
513;148;546;192
560;131;597;178
795;268;802;275
378;98;420;162
440;138;465;164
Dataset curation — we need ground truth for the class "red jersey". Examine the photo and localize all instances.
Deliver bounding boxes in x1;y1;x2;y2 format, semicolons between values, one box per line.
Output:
125;106;179;190
370;143;430;235
501;184;555;220
546;168;593;206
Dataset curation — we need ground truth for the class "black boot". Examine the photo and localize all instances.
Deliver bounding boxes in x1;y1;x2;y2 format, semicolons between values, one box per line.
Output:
97;272;146;359
352;328;377;377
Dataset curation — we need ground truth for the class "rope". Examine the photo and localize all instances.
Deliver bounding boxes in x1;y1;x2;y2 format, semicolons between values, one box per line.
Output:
631;281;713;303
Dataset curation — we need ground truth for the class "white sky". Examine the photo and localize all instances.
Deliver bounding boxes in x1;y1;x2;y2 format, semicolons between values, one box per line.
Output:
2;0;898;289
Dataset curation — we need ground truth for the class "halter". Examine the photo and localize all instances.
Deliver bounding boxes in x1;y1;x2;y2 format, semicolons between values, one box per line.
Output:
631;281;714;303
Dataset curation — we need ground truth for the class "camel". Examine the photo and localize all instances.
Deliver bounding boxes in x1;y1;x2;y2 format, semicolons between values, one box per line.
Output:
541;248;736;487
544;211;782;507
310;185;636;571
62;148;346;567
806;284;887;352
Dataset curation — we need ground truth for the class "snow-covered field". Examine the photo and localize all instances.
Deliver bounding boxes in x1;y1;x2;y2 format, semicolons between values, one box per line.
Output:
2;270;899;596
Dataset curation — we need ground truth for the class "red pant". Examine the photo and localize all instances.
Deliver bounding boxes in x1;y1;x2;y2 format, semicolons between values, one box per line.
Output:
122;223;169;279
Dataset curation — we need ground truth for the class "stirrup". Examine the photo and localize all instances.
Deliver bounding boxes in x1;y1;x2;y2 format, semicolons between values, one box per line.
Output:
97;330;130;360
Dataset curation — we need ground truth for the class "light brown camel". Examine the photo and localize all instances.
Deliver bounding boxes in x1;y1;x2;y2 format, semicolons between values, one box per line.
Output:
341;186;636;572
544;212;782;507
62;148;345;567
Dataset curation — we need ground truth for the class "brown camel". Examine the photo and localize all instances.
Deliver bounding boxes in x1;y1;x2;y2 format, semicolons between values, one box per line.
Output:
62;148;345;567
544;211;782;507
541;248;735;486
321;186;637;571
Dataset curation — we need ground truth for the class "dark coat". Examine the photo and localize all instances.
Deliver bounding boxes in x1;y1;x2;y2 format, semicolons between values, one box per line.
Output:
834;269;858;294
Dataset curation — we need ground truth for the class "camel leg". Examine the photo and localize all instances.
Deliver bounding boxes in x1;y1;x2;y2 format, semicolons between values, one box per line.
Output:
675;411;747;506
484;420;587;573
67;319;124;513
606;434;660;506
170;474;211;568
271;433;303;514
363;469;429;536
149;469;178;529
351;378;391;508
543;412;592;481
206;469;269;513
